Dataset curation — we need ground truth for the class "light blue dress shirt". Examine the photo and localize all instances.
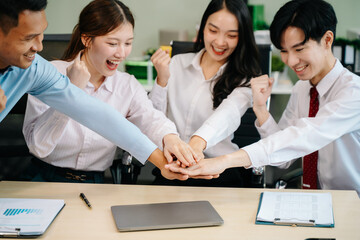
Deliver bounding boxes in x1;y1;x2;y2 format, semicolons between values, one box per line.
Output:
0;54;157;163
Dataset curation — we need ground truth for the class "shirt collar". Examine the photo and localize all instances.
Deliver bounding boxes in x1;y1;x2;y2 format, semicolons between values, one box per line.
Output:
188;48;228;81
312;58;342;97
187;49;204;70
0;66;13;75
75;52;114;93
99;74;114;93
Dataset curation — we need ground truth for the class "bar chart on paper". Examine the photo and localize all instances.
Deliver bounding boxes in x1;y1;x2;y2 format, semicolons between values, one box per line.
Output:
3;208;43;216
0;198;65;236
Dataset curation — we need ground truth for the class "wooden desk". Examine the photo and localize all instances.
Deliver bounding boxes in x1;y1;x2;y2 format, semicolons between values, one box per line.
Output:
0;181;359;240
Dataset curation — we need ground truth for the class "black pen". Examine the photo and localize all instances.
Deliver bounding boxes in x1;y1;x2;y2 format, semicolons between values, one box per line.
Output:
79;193;92;209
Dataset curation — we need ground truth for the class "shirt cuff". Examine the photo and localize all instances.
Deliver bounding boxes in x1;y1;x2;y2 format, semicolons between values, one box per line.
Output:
242;141;269;168
149;80;167;98
148;80;168;112
134;142;158;165
192;124;216;150
255;115;278;137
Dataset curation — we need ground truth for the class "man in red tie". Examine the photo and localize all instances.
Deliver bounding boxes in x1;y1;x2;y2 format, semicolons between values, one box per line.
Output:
167;0;360;195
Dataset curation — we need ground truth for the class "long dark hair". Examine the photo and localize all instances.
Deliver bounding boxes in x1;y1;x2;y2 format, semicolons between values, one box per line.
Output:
194;0;261;109
62;0;134;61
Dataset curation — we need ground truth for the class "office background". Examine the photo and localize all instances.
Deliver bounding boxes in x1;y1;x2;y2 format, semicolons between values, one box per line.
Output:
45;0;360;59
38;0;360;186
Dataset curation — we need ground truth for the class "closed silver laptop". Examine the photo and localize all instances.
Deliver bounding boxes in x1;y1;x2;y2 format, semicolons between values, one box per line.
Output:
111;200;224;232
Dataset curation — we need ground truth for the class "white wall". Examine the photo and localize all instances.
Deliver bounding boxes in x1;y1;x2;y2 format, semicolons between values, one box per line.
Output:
45;0;209;58
45;0;360;58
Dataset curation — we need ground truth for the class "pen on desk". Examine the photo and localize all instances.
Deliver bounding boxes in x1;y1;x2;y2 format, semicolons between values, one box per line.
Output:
79;193;92;209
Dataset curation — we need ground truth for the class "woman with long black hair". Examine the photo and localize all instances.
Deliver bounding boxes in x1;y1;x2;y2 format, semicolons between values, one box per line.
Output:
150;0;261;187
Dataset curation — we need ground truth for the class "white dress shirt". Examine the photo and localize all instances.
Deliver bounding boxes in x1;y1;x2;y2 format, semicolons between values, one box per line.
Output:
243;60;360;194
149;49;252;158
23;53;177;171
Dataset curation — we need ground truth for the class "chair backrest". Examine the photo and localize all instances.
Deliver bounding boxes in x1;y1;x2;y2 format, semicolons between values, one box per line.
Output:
170;41;272;76
232;108;260;148
40;34;71;61
257;44;272;76
171;41;195;57
234;44;271;148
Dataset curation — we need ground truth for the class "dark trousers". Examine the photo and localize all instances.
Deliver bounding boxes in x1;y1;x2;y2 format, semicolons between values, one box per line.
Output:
21;158;105;184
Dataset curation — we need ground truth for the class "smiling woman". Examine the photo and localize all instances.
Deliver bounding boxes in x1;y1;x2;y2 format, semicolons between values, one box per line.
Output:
77;22;134;89
21;0;198;183
148;0;262;187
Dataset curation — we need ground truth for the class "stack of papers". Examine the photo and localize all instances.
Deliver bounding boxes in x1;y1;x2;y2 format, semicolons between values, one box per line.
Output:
0;198;65;237
256;192;334;227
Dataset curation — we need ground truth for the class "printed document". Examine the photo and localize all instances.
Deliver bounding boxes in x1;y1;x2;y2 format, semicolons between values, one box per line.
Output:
256;192;333;225
0;198;65;236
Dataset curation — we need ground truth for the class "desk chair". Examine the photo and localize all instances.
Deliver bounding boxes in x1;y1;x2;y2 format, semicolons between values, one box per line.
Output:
274;168;303;189
110;151;143;184
170;41;195;56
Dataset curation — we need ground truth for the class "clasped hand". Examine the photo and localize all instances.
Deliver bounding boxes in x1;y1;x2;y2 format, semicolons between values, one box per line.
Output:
150;48;171;87
250;75;273;126
66;58;91;89
163;134;220;180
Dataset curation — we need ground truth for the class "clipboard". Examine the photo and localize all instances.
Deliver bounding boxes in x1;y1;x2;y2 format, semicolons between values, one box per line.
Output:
0;198;65;238
255;192;334;228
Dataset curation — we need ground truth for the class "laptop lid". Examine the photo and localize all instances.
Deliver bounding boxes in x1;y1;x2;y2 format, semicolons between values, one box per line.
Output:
111;200;224;232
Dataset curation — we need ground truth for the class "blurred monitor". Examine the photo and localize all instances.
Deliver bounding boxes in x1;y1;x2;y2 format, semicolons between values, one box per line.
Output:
39;34;71;61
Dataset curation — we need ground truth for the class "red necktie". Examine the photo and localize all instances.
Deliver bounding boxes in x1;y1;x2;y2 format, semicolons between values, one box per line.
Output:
302;87;319;189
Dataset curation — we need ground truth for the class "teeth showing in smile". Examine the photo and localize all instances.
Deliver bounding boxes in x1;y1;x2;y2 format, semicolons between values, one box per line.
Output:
295;65;306;72
24;54;35;58
213;47;225;53
108;60;120;65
